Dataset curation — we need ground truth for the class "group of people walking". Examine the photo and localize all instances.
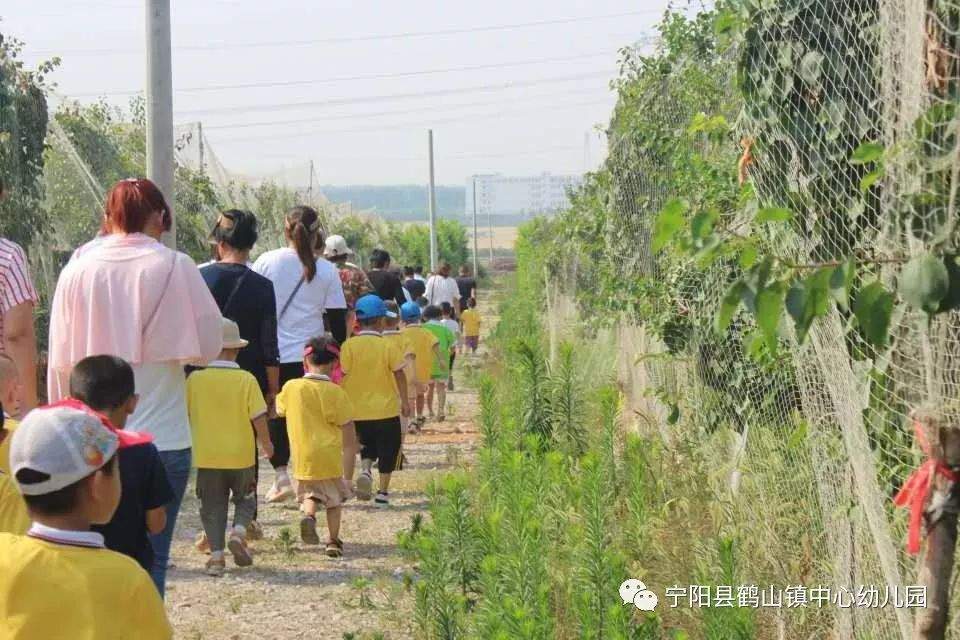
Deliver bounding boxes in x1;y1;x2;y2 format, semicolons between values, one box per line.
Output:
0;177;484;638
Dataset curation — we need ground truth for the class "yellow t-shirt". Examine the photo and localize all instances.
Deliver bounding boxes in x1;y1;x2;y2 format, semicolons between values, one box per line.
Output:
460;308;482;337
0;417;20;476
340;332;406;421
276;375;355;481
0;472;28;535
0;533;172;639
186;363;267;469
383;329;415;384
402;325;440;384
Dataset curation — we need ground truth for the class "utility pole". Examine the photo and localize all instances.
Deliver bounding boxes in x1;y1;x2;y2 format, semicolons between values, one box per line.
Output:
486;181;494;267
146;0;175;249
197;122;204;175
308;159;314;204
427;129;438;272
471;177;479;276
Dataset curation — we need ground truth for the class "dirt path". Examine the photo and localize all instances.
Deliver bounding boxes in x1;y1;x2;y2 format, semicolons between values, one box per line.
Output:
166;302;497;640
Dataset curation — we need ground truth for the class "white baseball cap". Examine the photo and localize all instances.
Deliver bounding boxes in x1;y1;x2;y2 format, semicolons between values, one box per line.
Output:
9;400;152;496
323;234;353;258
221;317;249;349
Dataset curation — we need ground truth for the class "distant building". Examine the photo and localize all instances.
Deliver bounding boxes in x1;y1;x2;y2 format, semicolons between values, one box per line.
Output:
466;173;583;218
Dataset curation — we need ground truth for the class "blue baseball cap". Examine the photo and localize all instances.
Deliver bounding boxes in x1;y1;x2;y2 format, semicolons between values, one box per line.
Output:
400;301;422;321
355;294;396;320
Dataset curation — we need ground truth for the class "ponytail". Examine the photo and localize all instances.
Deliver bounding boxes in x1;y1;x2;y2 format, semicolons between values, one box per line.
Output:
285;205;322;282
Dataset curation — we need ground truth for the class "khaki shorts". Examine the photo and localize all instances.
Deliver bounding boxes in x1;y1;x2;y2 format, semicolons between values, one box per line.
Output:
294;478;350;508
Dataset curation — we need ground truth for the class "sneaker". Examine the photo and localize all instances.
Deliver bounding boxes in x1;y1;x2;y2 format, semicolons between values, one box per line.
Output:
355;471;374;501
325;538;344;558
205;556;225;577
374;491;390;507
194;531;211;554
300;515;320;545
437;413;446;422
227;533;253;567
246;521;264;542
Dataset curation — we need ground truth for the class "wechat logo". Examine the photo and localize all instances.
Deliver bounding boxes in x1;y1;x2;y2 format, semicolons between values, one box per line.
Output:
619;579;659;611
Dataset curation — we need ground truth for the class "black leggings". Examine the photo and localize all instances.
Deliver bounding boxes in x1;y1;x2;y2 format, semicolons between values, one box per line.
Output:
449;352;456;379
268;362;304;469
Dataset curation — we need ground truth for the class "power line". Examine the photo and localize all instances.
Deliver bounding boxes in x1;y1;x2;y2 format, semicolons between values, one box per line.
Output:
210;98;612;145
201;85;611;131
68;48;643;97
173;70;614;117
28;10;663;56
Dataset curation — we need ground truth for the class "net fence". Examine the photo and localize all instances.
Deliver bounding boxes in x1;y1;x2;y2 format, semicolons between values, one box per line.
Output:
541;2;960;638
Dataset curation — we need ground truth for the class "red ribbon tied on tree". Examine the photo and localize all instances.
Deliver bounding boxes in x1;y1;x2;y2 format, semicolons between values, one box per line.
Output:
893;420;959;555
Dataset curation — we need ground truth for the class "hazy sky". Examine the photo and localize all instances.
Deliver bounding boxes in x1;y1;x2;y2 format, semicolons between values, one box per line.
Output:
4;0;672;186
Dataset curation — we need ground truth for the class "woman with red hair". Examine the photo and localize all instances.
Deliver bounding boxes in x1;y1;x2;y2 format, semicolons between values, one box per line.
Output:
47;178;222;595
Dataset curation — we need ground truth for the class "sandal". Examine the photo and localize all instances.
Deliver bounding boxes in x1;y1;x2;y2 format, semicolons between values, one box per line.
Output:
325;538;344;558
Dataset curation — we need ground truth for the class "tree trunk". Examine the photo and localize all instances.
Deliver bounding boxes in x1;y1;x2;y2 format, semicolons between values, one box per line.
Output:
913;422;960;639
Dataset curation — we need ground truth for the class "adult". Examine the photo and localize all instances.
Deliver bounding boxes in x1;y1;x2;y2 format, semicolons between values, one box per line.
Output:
314;235;349;346
0;179;39;416
253;206;346;503
425;263;460;313
200;210;279;542
455;265;477;315
366;249;406;306
403;266;426;301
413;265;427;282
47;178;223;595
323;234;373;342
201;210;279;399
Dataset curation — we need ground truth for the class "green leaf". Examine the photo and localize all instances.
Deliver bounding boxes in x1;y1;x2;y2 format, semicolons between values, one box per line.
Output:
652;199;687;253
899;252;950;314
938;254;960;313
756;207;793;223
807;267;833;317
785;283;812;343
666;403;680;425
755;283;786;351
850;141;884;165
853;281;895;348
829;258;856;309
799;50;824;84
738;245;759;269
860;167;884;193
691;209;717;241
787;420;808;452
715;281;747;335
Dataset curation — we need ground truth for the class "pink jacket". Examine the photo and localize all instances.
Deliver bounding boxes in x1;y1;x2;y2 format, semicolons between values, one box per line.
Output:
47;233;222;401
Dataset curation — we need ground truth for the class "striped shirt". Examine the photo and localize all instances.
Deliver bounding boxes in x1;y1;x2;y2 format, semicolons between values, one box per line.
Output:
0;238;38;352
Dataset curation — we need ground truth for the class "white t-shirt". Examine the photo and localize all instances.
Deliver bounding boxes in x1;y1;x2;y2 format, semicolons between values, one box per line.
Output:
442;318;460;339
253;248;347;363
128;362;191;451
425;275;460;307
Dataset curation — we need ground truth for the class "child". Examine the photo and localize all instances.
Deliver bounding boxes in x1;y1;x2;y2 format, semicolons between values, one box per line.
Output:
0;402;28;535
460;297;482;355
0;354;21;476
400;301;440;432
440;302;461;391
340;295;411;506
186;318;273;577
383;300;415;436
70;355;174;582
422;305;456;421
0;402;172;638
275;336;355;556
